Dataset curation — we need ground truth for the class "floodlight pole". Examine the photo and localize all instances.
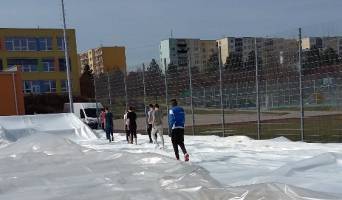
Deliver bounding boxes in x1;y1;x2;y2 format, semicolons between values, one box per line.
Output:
61;0;73;113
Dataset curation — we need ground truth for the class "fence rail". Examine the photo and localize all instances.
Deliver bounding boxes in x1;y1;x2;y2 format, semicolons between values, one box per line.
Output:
93;30;342;143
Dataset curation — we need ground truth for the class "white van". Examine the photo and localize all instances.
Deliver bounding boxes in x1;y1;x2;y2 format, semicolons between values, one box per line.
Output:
64;102;104;129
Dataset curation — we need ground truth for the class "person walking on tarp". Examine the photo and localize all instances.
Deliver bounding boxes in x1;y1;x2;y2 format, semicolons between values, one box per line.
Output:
100;108;106;130
152;104;164;149
127;106;138;145
147;104;154;143
105;107;114;142
123;110;130;143
168;99;189;161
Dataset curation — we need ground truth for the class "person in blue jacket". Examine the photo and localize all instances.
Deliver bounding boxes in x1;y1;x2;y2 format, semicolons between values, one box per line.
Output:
168;99;189;161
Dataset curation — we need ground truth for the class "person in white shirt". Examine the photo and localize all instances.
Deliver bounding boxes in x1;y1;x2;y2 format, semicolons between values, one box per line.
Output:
123;110;130;143
152;104;164;149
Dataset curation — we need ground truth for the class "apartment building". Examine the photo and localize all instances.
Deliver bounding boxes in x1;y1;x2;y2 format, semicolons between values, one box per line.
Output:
0;28;80;95
217;37;298;68
79;46;126;75
302;37;342;55
160;38;217;72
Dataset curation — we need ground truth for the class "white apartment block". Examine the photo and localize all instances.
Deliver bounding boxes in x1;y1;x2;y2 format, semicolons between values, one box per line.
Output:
302;37;342;55
160;38;217;72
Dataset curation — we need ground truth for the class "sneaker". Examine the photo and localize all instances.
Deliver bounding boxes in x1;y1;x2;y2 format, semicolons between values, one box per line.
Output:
184;153;189;162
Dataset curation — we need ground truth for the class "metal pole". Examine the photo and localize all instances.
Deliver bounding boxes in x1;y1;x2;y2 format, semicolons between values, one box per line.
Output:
93;75;100;129
236;82;239;107
299;28;305;141
255;38;261;140
313;80;317;104
163;59;170;135
218;47;226;137
61;0;73;113
142;63;148;134
123;68;128;110
187;52;195;136
107;72;112;106
12;73;19;115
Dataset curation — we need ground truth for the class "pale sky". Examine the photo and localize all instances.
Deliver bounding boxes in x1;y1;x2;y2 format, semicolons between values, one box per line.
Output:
1;0;342;67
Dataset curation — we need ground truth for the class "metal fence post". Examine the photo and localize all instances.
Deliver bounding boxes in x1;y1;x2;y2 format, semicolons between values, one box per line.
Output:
123;68;128;110
93;75;100;129
163;59;170;135
218;46;226;137
107;72;112;106
298;28;305;141
255;38;261;140
142;63;148;134
187;53;195;136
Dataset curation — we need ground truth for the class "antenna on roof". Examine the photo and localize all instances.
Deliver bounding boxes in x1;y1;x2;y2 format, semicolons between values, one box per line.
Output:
170;29;173;38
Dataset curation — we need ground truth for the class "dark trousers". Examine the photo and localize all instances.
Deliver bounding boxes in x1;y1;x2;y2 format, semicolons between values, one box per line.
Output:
147;124;153;142
125;125;130;142
171;128;187;160
106;127;113;142
129;126;137;144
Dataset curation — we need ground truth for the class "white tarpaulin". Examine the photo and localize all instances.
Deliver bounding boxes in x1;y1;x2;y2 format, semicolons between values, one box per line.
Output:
0;113;341;200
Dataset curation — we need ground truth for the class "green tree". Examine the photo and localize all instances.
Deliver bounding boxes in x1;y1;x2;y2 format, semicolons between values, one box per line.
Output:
224;52;243;72
206;53;219;73
303;47;321;72
321;47;339;66
147;59;163;75
80;65;94;98
245;50;262;71
145;59;165;100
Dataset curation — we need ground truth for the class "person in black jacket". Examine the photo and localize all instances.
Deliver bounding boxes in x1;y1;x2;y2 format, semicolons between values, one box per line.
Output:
105;107;114;142
127;106;137;145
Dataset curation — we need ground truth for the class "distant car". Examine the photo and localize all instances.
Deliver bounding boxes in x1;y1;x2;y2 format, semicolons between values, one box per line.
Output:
64;102;103;129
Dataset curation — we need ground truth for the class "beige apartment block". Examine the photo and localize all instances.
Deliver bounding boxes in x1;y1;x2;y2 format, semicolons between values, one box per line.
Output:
160;38;217;72
79;46;126;75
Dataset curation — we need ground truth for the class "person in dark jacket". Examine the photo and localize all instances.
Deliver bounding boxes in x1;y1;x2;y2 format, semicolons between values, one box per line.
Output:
105;107;114;142
168;99;189;161
147;104;154;143
127;106;138;145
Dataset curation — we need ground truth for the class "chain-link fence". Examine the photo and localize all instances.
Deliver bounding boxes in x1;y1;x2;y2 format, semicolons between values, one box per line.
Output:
94;28;342;143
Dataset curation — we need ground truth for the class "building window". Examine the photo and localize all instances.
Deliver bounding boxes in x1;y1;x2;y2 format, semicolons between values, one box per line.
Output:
59;58;71;72
23;80;56;94
8;59;38;72
38;38;52;51
42;59;55;72
5;37;36;51
57;37;68;50
5;37;51;51
28;38;37;50
61;80;68;92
